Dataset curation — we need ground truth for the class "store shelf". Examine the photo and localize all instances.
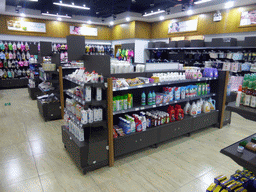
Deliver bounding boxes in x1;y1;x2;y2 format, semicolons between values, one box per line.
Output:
62;126;86;148
226;102;256;121
146;46;256;51
220;133;256;175
113;77;217;91
226;92;237;104
62;66;82;69
38;86;55;94
63;76;106;88
65;91;88;105
39;68;59;74
64;108;106;128
113;93;216;115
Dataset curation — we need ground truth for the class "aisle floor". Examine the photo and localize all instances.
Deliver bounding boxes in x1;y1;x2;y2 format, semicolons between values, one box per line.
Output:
0;88;255;192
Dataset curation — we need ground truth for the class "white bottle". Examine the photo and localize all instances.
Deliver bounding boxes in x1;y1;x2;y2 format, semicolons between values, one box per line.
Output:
93;108;98;122
184;102;190;115
96;87;102;101
81;110;88;124
196;100;201;115
85;86;91;102
88;108;94;123
141;116;147;131
235;85;242;107
98;108;103;121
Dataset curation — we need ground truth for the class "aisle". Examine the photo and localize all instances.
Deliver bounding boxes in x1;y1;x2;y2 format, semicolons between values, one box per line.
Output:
0;88;255;192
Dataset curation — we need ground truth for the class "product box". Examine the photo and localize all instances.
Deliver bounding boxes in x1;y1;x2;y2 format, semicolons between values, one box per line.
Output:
178;40;190;47
167;41;177;48
148;42;155;48
154;42;167;48
190;40;205;47
244;36;256;47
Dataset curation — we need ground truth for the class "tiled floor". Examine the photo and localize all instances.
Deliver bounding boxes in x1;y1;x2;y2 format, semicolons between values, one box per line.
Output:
0;88;255;192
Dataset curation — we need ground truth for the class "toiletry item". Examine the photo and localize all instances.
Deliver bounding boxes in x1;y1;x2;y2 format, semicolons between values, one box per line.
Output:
88;108;94;123
235;85;242;107
189;102;197;116
175;105;184;121
250;86;256;108
152;91;156;105
85;86;91;102
148;91;152;105
128;93;133;109
184;102;190;115
141;92;146;106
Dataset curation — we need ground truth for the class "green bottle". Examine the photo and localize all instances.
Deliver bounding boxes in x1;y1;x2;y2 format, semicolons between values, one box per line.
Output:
141;92;146;106
148;91;152;105
113;97;117;112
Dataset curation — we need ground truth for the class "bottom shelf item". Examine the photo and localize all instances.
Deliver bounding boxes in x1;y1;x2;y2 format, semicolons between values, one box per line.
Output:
114;110;219;157
206;169;255;192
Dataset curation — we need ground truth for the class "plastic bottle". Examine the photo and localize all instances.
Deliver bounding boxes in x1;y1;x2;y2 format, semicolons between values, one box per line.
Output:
141;92;146;106
196;100;201;114
152;91;156;105
148;91;152;105
116;96;120;111
241;76;249;105
119;96;124;110
250;84;256;108
189;102;197;116
123;95;128;110
184;102;190;115
141;115;147;131
244;80;253;106
113;97;117;112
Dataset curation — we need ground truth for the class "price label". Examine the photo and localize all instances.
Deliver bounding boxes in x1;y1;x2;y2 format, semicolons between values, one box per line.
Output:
135;108;140;111
159;104;163;106
113;88;116;91
166;103;169;105
152;84;157;86
158;83;161;85
138;85;143;88
175;101;177;103
198;79;201;81
206;78;209;80
153;105;156;108
141;107;145;110
122;87;129;90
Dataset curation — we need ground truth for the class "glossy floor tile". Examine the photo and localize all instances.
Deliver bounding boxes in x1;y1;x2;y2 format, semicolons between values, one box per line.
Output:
0;88;255;192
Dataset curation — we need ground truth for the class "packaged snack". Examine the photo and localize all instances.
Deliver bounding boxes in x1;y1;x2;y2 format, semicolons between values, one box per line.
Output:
214;175;227;185
212;185;222;192
226;181;242;191
206;183;217;192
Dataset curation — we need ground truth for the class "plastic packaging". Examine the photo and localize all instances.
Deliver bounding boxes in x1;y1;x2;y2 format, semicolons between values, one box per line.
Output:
189;102;197;116
141;92;146;106
203;101;211;113
184;102;190;115
81;110;88;124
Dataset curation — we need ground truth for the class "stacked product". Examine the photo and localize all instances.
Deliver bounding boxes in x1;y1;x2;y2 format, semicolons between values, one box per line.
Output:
235;74;256;108
113;105;184;138
206;169;256;192
65;69;104;84
62;61;84;68
184;98;216;116
113;94;133;112
38;82;55;92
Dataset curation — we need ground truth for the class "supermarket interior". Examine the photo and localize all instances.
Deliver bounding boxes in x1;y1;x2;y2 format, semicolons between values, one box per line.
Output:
1;0;256;191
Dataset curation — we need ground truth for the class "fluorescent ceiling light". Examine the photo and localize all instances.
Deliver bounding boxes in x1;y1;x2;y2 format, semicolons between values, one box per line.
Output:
57;17;62;21
20;13;26;17
87;20;92;24
159;16;164;20
42;13;72;18
53;2;90;10
225;1;234;9
187;10;193;15
194;0;211;5
143;10;165;17
126;17;130;21
110;21;114;25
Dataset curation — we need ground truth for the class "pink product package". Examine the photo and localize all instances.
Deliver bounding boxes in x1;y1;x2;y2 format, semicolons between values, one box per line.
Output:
155;94;163;105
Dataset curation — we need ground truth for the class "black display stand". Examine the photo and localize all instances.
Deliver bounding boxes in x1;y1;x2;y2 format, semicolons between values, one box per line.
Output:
226;102;256;122
220;134;256;175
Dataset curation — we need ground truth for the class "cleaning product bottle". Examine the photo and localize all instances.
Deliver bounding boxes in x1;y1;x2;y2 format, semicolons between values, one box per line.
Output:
208;98;216;110
184;102;190;115
152;91;156;105
196;100;202;114
141;115;147;131
123;95;128;110
189;102;197;116
148;91;152;105
203;101;211;113
141;92;146;106
136;117;142;132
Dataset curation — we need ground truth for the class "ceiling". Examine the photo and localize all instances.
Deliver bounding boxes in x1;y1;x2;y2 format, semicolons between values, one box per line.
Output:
6;0;193;18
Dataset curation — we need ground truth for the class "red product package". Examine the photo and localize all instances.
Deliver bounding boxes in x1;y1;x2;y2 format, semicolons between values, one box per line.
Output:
168;105;176;122
175;104;184;121
113;128;118;138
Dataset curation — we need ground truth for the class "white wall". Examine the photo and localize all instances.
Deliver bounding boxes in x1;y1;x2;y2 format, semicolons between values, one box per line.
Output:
135;39;150;63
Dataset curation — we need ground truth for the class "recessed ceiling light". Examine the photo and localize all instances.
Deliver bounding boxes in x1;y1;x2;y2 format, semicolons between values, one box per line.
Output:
160;16;164;20
72;2;74;5
126;17;130;21
225;1;234;9
53;2;90;10
57;17;62;21
20;13;26;17
87;20;92;24
194;0;211;5
187;9;193;15
110;21;114;25
143;10;165;17
59;0;62;3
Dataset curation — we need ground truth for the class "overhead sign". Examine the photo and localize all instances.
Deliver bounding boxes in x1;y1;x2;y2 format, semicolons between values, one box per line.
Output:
70;26;98;36
168;19;198;33
240;10;256;26
7;20;46;33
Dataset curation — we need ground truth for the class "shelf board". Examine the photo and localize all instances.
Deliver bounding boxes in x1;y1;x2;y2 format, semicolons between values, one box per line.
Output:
39;68;59;74
114;111;217;140
146;47;256;51
62;66;82;69
226;102;256;121
113;77;217;91
61;126;86;147
64;108;106;128
113;93;216;115
220;133;256;175
63;76;106;88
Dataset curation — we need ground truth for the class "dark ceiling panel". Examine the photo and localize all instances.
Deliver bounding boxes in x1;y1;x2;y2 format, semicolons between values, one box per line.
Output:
6;0;193;18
